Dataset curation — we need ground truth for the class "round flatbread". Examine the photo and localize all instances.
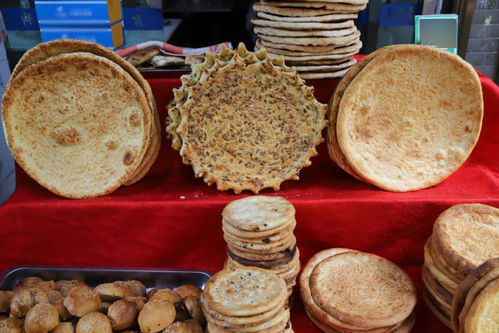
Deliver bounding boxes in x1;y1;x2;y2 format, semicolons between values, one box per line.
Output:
286;56;354;66
253;18;360;32
222;196;295;231
424;291;452;329
202;267;287;317
256;11;357;22
172;43;326;193
463;278;499;333
2;52;151;199
299;68;351;79
336;45;483;192
432;204;499;276
261;1;368;8
254;21;355;33
423;238;459;293
422;266;453;308
293;58;356;72
259;30;360;46
254;3;364;16
310;251;416;329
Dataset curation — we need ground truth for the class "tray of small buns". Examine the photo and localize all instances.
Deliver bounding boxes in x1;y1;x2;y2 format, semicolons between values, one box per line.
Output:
0;266;210;332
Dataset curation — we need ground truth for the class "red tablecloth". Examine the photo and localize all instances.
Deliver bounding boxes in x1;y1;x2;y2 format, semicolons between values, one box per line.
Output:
0;66;498;332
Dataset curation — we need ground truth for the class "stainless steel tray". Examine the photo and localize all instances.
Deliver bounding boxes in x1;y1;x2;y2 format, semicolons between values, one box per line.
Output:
0;266;211;291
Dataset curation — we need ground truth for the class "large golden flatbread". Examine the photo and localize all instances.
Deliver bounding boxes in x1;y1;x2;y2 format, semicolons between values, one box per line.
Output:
256;11;357;22
432;204;499;276
463;278;499;333
168;43;326;193
11;39;160;186
2;52;151;198
254;2;365;16
336;45;483;192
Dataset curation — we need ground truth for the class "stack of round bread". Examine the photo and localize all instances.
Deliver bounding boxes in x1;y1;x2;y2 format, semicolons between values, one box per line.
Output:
451;258;499;333
200;267;292;332
327;44;483;192
300;248;417;332
2;39;161;199
166;43;326;193
222;196;300;297
252;0;367;79
422;203;499;330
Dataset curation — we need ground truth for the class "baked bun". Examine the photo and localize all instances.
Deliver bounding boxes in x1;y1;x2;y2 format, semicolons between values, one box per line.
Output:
63;286;101;317
107;300;138;331
138;300;176;333
10;287;49;318
24;303;59;333
75;312;112;333
50;322;74;333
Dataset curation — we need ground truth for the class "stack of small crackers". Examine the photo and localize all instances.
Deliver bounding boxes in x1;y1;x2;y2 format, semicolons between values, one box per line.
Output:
200;267;292;332
222;196;300;297
300;248;417;332
252;0;368;79
422;203;499;330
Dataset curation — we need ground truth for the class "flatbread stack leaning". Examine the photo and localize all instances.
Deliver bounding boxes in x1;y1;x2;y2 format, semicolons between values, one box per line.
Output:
222;196;300;298
2;39;161;199
166;43;326;193
200;267;293;332
422;203;499;330
327;44;483;192
252;0;368;78
300;248;417;332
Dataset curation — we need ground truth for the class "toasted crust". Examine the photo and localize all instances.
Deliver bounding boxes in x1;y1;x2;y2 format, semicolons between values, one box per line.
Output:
258;29;360;45
253;20;356;32
261;1;368;8
423;237;459;293
258;38;361;53
310;252;416;329
463;278;499;333
223;218;296;239
299;69;352;79
457;267;499;333
256;11;357;22
422;266;452;310
423;291;452;329
451;258;499;332
202;267;287;317
169;43;326;193
2;52;151;198
253;3;364;16
433;204;499;276
336;45;483;192
228;246;296;268
430;236;467;282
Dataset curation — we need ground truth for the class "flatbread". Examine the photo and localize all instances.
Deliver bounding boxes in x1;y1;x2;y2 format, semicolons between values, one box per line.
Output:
269;51;358;61
310;251;416;329
293;58;356;72
202;267;287;317
261;1;368;8
223;218;296;240
299;68;351;79
463;278;499;333
432;203;499;276
422;266;453;308
252;18;360;31
258;38;361;53
423;238;459;293
173;43;326;193
2;52;151;199
424;291;452;329
259;30;360;46
254;25;356;37
336;45;483;192
256;11;357;22
254;2;365;16
222;195;295;231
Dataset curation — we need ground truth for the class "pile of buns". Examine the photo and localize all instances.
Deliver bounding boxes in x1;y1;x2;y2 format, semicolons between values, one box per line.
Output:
422;203;499;331
300;248;417;332
166;43;326;194
0;276;204;333
2;39;160;199
222;196;300;297
327;44;483;192
200;267;292;332
252;0;367;79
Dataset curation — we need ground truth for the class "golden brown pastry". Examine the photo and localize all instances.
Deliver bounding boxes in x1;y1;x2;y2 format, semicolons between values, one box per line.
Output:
10;287;49;318
45;290;69;320
95;282;133;301
148;289;180;304
75;312;112;333
0;291;12;313
55;281;87;298
16;277;44;288
163;322;193;333
175;285;202;300
124;296;146;311
107;300;138;331
98;302;111;315
123;281;146;297
63;286;101;317
24;303;59;333
182;319;203;333
0;317;22;333
138;300;175;333
183;296;205;324
49;322;74;333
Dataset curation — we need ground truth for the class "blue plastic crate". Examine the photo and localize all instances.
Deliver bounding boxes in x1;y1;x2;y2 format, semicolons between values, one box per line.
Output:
40;22;124;49
35;0;122;26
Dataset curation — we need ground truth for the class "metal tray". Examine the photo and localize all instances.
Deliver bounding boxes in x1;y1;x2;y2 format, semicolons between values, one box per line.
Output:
0;266;211;291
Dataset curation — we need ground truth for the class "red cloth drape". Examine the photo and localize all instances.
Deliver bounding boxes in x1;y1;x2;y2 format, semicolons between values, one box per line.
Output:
0;61;498;332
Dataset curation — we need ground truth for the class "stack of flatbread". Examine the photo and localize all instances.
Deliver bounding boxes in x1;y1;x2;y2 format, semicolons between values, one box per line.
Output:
327;44;483;192
422;203;499;330
200;267;293;332
252;0;368;79
2;39;160;199
222;196;300;298
300;248;417;332
166;43;326;194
